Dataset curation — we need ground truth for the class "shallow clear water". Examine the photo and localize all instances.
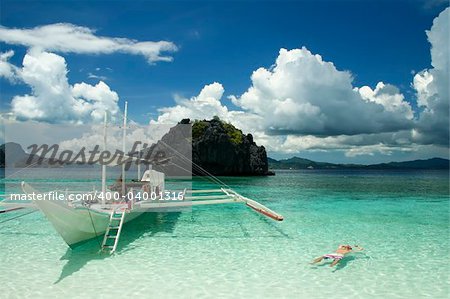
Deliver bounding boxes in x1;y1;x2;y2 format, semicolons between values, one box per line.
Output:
1;169;449;298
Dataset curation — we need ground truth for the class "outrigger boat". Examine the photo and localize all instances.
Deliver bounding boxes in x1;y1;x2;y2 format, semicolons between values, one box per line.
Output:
2;103;283;253
20;172;283;253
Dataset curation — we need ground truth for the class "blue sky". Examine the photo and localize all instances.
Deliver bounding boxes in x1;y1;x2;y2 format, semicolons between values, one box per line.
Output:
0;0;449;163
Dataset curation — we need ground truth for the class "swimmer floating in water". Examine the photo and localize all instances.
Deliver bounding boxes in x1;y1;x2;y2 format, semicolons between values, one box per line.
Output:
312;244;364;267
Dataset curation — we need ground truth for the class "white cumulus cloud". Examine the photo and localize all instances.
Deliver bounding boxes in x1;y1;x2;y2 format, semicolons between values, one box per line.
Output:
150;82;264;135
152;83;231;124
153;48;415;139
268;131;414;156
0;23;177;63
3;49;120;123
151;80;418;158
0;50;18;81
412;7;449;146
230;47;414;136
357;82;414;119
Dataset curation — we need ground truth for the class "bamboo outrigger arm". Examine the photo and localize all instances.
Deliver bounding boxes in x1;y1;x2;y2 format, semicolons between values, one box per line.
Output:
221;188;284;221
0;196;36;214
142;188;284;222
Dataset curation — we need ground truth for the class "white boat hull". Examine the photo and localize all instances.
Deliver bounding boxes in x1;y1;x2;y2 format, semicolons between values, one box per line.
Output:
33;198;144;247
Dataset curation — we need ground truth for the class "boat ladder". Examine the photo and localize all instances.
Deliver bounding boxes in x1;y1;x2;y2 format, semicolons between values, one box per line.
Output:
101;209;126;254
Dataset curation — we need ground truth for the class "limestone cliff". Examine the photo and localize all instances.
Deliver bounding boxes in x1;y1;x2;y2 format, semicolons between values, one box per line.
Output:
190;118;272;176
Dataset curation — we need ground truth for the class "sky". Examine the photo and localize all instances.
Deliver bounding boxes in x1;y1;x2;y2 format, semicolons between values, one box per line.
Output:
0;0;449;163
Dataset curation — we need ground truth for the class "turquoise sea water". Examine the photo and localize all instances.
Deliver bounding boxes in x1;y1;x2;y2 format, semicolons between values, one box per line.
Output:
0;169;449;298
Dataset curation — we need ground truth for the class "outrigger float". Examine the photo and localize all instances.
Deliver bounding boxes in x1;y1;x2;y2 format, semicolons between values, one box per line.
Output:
1;102;283;253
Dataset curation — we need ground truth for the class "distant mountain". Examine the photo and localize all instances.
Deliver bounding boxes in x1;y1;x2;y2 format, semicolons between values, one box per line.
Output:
365;158;449;170
268;156;449;170
0;142;65;168
268;156;341;169
0;142;28;168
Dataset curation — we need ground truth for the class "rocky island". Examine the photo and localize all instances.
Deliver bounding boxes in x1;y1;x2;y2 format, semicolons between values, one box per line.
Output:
188;118;272;176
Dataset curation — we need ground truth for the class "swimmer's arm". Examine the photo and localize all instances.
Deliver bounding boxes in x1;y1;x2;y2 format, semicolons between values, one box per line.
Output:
353;245;364;251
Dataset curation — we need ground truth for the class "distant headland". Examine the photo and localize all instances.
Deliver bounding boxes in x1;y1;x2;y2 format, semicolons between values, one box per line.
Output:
268;156;449;170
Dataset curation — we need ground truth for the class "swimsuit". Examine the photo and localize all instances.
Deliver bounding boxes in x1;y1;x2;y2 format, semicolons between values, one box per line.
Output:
323;253;344;260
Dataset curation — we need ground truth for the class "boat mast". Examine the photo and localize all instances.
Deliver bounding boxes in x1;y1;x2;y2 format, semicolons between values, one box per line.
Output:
121;101;128;195
137;142;141;181
101;111;107;206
